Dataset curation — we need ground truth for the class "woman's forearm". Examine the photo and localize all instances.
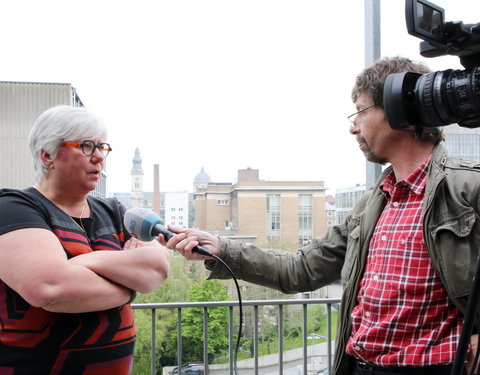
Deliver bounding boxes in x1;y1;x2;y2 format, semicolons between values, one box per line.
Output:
69;246;170;293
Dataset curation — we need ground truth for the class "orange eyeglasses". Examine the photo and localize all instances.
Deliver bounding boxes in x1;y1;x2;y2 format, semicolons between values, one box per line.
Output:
62;140;112;157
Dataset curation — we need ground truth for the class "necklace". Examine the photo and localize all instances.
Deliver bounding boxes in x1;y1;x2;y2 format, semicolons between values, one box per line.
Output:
71;200;88;235
34;187;90;238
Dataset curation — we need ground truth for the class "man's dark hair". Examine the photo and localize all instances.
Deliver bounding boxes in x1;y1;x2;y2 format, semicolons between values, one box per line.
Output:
352;56;444;143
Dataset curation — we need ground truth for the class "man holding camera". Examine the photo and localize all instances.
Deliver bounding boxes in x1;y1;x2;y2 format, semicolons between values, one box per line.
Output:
166;56;480;375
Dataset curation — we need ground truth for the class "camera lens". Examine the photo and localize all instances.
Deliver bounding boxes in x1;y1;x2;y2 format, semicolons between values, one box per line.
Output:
384;66;480;130
416;70;456;126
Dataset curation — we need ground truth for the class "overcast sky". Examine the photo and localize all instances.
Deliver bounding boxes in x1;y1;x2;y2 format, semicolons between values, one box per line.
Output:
1;0;479;194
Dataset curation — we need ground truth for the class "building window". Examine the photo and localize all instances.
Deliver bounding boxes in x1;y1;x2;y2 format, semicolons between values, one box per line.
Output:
298;194;313;245
267;194;280;238
217;200;229;205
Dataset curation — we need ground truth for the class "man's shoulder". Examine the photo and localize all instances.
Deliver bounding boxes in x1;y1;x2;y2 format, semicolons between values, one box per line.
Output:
434;158;480;198
432;143;480;172
444;157;480;171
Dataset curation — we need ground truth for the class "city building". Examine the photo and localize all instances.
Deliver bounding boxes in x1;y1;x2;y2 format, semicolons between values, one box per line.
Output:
164;191;189;228
443;124;480;161
193;167;211;191
194;167;327;247
0;81;109;197
130;147;144;208
152;164;161;215
111;150;186;229
335;184;366;225
325;195;336;228
117;148;162;213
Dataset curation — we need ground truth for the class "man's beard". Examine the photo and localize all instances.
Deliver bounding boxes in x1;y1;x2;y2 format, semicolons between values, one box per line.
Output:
357;135;387;165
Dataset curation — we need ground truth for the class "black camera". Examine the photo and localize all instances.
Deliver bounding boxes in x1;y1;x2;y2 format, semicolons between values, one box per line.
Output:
383;0;480;135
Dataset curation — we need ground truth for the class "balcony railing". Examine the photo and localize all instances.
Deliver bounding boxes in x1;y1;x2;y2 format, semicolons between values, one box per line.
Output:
132;297;341;375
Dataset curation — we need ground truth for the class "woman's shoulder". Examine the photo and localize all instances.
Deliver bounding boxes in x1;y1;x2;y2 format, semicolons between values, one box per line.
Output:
0;187;53;235
0;187;47;205
88;195;125;212
87;195;127;228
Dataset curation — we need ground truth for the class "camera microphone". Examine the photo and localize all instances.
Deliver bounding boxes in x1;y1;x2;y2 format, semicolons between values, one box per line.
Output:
123;207;213;257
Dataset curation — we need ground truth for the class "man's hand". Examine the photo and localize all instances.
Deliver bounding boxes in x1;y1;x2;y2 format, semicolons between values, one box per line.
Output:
467;334;480;375
163;226;220;261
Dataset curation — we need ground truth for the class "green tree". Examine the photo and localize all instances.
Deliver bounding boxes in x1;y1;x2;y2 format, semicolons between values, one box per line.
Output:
132;254;193;374
174;279;230;363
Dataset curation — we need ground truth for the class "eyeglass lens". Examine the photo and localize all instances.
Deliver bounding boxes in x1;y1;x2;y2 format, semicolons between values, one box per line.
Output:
348;105;375;124
81;141;111;157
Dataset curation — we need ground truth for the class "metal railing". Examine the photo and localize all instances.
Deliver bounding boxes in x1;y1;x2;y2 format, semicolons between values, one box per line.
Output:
132;298;340;375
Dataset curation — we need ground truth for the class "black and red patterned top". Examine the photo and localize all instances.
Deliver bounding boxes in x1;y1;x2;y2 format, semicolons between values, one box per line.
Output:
0;187;136;375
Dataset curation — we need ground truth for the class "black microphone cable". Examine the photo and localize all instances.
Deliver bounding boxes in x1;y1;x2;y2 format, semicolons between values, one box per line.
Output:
205;252;243;375
161;230;243;374
124;209;244;374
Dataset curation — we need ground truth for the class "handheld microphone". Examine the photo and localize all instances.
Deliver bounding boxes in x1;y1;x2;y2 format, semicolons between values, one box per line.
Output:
124;209;243;374
123;207;213;257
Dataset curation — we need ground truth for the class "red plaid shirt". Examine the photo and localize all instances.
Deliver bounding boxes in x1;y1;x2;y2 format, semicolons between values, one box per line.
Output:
346;157;463;367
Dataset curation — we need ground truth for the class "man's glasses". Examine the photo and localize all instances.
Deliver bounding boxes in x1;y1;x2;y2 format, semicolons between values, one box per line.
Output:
348;104;376;126
62;140;112;157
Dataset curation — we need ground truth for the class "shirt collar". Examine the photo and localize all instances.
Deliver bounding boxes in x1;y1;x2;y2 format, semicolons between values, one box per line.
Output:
380;155;431;197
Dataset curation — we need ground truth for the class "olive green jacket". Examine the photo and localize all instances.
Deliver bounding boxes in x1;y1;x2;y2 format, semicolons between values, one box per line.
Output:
206;144;480;375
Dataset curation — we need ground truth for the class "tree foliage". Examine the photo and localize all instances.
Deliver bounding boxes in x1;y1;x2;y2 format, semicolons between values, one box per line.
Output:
131;252;338;373
175;279;230;363
132;254;193;374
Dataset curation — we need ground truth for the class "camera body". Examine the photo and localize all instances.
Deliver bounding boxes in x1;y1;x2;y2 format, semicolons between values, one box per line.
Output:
383;0;480;134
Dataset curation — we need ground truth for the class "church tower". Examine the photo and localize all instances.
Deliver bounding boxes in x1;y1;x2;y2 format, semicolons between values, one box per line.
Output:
131;147;144;208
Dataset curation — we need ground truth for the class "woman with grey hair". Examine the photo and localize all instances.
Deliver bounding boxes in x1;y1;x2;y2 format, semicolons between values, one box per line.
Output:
0;105;170;374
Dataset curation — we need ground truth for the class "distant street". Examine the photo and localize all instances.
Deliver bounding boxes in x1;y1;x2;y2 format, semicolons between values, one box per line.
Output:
209;357;324;375
206;342;332;375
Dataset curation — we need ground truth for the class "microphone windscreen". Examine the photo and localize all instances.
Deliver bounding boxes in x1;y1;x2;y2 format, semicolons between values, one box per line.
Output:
124;207;164;241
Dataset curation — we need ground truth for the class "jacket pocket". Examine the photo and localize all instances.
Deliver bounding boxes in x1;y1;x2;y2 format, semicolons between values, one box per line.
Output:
341;219;361;283
430;209;478;298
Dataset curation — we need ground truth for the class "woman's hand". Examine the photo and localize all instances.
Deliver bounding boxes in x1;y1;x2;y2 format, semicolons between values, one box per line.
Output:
124;237;160;249
124;237;143;249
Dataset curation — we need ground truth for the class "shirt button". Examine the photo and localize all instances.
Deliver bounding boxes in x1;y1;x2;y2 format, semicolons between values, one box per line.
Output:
392;202;399;207
381;235;387;241
373;275;379;281
461;226;469;233
365;311;371;317
355;346;362;351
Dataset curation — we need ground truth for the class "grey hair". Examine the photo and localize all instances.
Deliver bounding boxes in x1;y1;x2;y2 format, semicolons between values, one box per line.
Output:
28;105;108;181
